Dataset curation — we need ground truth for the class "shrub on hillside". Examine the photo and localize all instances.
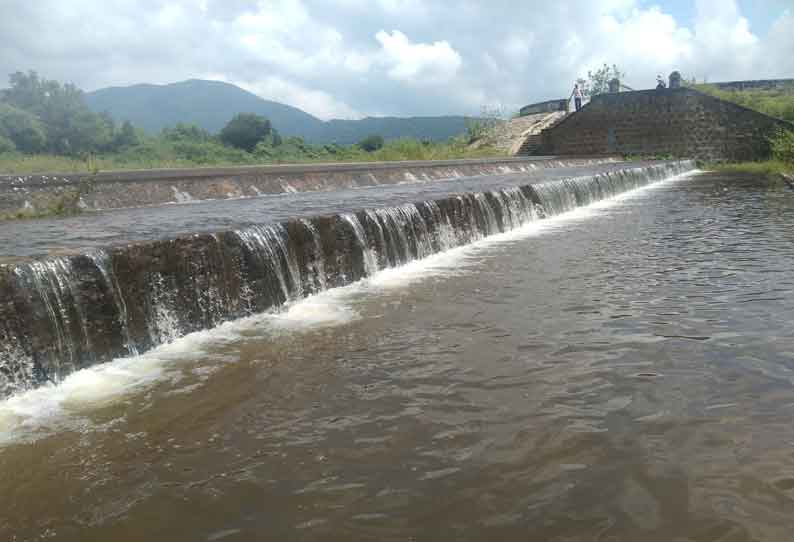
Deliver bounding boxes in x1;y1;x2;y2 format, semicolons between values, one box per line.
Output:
0;103;46;153
581;63;625;97
112;120;141;149
0;134;17;154
770;129;794;163
464;105;508;144
161;123;212;143
698;86;794;123
219;113;273;152
359;134;385;152
3;71;114;154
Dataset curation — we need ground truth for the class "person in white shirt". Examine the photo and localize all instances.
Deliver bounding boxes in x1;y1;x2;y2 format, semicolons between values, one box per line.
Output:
571;84;584;111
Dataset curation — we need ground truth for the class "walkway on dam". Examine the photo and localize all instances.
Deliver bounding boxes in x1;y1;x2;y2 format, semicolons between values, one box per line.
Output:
468;111;569;156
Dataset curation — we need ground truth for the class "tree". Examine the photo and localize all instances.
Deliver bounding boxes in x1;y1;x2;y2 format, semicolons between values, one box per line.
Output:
2;70;114;154
161;122;211;142
219;113;272;152
271;128;282;147
0;103;47;153
359;134;385;152
771;128;794;163
579;64;625;98
465;105;506;144
2;71;49;111
113;120;140;148
0;134;16;154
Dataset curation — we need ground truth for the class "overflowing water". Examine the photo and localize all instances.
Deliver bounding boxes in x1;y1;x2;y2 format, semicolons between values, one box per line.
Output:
0;161;672;263
5;164;794;540
0;162;691;398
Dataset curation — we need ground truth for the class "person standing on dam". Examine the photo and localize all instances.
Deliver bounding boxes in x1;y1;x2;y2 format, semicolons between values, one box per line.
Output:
571;83;583;112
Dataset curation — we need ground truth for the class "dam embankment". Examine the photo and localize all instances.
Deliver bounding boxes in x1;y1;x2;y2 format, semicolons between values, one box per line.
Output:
0;160;694;398
0;156;619;217
534;87;794;160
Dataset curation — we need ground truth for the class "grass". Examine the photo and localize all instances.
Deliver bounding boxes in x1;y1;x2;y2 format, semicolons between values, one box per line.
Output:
702;160;794;177
0;137;506;175
699;126;794;181
695;84;794;123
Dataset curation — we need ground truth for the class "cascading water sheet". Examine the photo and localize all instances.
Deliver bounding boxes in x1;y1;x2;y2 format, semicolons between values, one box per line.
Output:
0;161;695;398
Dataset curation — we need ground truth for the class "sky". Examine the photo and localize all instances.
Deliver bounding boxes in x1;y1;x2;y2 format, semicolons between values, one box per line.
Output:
0;0;792;120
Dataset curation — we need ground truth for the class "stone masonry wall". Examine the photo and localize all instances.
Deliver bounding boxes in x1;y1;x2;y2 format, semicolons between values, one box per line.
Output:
541;88;794;161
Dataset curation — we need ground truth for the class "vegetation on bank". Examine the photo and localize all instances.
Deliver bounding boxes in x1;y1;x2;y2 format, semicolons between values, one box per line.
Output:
695;84;794;123
0;71;503;176
0;136;505;175
85;79;473;143
704;128;794;178
685;83;794;178
706;160;794;177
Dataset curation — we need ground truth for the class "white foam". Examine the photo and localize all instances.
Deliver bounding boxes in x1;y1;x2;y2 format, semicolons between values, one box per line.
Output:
365;169;700;290
0;168;699;444
0;287;366;444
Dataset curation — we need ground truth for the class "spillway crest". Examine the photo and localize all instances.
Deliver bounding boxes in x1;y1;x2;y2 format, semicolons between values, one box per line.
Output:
0;161;693;398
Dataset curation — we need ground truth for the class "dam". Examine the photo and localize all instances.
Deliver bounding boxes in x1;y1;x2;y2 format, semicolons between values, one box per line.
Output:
3;158;794;540
0;159;688;396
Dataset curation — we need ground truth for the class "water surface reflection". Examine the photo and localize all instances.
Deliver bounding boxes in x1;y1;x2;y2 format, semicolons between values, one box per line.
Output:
2;172;794;541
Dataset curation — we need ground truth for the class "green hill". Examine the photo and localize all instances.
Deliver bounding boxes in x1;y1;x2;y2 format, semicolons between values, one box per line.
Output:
85;79;469;144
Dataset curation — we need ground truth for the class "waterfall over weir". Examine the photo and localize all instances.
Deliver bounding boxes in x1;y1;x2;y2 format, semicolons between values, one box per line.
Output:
0;162;694;399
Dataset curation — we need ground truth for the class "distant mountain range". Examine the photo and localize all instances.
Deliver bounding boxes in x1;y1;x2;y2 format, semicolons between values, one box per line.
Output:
85;79;470;144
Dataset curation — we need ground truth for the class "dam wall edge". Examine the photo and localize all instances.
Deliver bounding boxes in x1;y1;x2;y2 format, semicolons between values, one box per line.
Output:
0;160;695;399
0;156;621;216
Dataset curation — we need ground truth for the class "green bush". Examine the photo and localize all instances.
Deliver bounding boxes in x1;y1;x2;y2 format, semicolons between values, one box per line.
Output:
0;103;47;153
111;120;140;149
0;134;17;154
219;113;273;152
0;135;508;175
698;85;794;123
161;123;211;143
770;129;794;163
3;71;114;154
465;118;496;144
359;134;385;152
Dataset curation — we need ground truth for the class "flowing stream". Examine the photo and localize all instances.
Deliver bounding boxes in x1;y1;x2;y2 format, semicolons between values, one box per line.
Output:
3;166;794;541
0;162;688;397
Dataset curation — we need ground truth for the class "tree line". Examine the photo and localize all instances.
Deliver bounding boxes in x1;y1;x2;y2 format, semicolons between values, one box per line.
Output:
0;71;388;160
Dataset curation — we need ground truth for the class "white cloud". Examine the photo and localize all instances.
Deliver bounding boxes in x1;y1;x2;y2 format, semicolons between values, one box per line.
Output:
209;73;364;120
0;0;792;120
374;30;462;85
231;75;363;120
502;35;535;64
376;0;428;16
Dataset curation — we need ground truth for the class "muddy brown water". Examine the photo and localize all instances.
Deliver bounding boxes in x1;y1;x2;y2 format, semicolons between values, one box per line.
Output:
2;172;794;541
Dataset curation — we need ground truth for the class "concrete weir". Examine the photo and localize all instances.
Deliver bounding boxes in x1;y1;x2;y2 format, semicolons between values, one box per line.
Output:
0;156;619;217
0;160;695;398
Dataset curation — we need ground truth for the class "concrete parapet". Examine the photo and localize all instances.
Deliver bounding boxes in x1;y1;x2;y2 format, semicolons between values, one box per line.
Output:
520;99;569;116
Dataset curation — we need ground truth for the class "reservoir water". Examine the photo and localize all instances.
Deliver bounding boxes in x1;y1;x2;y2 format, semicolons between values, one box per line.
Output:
2;170;794;541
